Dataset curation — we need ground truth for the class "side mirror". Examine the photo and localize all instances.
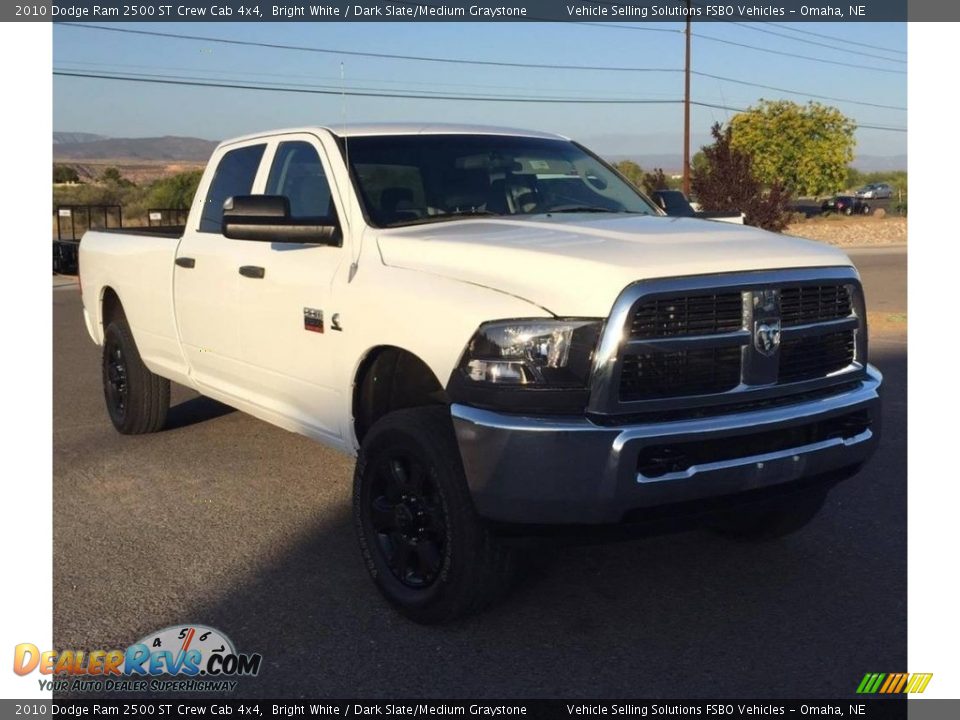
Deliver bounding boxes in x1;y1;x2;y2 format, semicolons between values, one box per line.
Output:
222;195;340;245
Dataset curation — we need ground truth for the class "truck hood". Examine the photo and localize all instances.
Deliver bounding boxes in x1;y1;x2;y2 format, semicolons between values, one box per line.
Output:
376;214;852;317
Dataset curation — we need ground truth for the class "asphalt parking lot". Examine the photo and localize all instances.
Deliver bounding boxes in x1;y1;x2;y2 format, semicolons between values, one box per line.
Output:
53;247;906;699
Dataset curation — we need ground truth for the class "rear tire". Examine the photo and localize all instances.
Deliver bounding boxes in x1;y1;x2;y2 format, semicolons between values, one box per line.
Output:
709;488;828;541
102;316;170;434
353;406;516;623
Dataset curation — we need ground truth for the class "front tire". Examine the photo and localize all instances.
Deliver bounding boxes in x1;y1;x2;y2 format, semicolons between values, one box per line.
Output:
102;316;170;434
353;407;516;623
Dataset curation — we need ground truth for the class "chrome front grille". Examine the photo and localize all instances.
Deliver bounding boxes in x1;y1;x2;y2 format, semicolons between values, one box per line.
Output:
630;292;743;339
779;330;856;383
587;268;867;416
780;284;852;326
620;346;742;400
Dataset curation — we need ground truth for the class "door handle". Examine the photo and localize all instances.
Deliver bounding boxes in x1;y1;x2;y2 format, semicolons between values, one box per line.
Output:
239;265;265;279
175;257;196;269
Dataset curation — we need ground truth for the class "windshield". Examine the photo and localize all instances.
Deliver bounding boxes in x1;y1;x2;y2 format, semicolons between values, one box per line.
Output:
340;134;658;227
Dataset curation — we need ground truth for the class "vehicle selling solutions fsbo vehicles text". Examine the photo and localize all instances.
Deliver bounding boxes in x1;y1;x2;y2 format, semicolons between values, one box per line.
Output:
565;4;803;18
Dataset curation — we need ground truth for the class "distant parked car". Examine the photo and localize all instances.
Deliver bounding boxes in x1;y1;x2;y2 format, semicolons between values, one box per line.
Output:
855;183;893;199
822;195;871;216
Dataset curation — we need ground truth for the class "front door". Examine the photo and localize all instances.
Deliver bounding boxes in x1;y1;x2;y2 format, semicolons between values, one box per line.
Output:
233;134;350;442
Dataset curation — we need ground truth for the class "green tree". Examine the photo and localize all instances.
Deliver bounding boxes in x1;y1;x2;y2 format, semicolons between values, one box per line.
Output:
53;164;80;184
691;150;708;179
692;123;793;233
100;167;123;183
642;168;669;195
146;170;203;209
729;100;856;197
613;160;644;190
845;166;865;191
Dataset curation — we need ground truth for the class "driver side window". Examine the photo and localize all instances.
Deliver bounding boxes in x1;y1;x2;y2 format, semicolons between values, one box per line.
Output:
199;144;265;233
266;141;335;219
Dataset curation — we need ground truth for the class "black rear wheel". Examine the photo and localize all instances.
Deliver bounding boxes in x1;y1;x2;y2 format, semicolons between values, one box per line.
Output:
102;315;170;434
354;407;516;623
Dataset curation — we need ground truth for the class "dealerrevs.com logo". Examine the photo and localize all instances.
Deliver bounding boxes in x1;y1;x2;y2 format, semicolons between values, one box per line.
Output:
14;625;262;693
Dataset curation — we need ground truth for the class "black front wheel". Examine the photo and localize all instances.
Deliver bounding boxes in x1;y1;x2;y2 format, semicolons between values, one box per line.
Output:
102;315;170;434
353;407;516;623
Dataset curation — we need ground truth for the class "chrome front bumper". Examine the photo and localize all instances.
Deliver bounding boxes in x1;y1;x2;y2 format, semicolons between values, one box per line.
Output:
451;365;882;524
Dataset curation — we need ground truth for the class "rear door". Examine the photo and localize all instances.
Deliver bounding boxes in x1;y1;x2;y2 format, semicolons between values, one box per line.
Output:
233;133;350;441
174;140;268;394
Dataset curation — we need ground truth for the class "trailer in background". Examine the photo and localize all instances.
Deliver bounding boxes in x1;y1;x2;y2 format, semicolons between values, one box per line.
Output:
54;205;122;275
147;207;189;228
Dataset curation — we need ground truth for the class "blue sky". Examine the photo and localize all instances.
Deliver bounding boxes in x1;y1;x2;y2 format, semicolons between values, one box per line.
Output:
52;21;907;163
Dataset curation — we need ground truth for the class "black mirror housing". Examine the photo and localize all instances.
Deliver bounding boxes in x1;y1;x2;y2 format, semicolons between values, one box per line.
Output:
222;195;340;245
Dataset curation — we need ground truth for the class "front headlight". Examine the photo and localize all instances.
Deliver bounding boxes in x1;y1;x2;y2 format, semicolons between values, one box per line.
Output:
458;319;603;388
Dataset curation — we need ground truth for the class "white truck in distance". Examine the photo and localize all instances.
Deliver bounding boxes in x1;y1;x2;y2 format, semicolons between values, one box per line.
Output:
80;124;881;623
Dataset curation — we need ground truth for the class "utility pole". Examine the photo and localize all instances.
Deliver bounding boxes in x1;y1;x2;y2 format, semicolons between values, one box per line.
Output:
683;3;692;196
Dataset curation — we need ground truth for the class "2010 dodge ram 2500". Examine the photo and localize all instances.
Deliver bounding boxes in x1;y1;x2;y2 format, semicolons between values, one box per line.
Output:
80;124;881;623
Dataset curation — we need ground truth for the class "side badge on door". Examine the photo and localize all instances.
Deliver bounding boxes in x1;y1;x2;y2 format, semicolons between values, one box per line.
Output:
331;313;343;332
304;308;324;333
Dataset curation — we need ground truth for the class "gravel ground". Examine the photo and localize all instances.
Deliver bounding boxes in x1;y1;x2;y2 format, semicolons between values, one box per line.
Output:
785;216;907;247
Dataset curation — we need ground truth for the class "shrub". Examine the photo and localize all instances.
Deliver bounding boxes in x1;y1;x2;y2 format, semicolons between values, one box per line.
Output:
642;168;669;195
691;123;794;233
53;165;80;184
145;170;203;210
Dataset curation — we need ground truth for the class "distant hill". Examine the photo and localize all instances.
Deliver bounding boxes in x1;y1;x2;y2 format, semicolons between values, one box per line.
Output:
53;133;218;162
850;155;908;172
53;132;108;145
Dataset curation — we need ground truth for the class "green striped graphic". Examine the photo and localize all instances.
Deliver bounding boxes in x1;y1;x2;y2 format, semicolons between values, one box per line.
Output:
857;672;934;694
856;673;887;694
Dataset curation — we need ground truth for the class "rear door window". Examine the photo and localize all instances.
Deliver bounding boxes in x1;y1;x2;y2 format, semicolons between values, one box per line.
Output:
199;144;266;233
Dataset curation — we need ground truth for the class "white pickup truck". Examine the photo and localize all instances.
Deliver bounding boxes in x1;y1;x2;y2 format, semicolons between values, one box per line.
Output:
80;124;881;623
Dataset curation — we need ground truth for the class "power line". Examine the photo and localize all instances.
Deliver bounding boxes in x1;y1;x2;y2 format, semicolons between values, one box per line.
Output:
59;23;679;73
693;32;907;74
563;16;907;70
727;21;907;63
55;58;902;111
61;21;907;75
52;69;908;132
766;22;907;55
693;72;906;111
54;59;681;98
692;98;906;131
51;70;684;104
58;23;906;110
585;18;906;65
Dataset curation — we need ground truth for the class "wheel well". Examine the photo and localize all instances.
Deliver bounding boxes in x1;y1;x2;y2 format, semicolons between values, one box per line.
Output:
101;287;124;330
353;347;447;444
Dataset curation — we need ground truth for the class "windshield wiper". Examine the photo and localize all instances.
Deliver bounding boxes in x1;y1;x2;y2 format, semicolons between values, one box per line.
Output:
443;209;498;218
545;206;630;214
386;209;499;227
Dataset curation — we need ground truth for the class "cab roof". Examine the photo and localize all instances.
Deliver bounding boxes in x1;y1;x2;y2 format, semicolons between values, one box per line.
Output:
220;123;568;147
